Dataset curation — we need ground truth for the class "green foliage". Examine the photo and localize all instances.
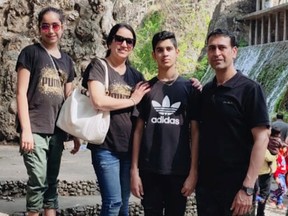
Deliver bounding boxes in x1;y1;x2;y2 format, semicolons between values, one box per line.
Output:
192;56;208;80
238;38;249;47
257;64;286;96
274;86;288;114
130;11;165;80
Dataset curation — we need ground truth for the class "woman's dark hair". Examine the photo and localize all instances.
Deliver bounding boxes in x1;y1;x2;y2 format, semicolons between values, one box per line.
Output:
105;23;136;58
152;31;177;52
38;6;65;28
206;28;238;47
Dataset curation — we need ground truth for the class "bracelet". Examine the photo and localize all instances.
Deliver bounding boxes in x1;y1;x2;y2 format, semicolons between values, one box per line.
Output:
130;97;136;106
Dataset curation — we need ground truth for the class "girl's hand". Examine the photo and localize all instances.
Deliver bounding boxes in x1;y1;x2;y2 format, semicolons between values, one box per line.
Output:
20;130;34;153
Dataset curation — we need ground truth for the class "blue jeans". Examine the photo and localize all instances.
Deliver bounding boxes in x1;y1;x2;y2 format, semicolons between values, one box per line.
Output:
91;148;131;216
271;174;287;205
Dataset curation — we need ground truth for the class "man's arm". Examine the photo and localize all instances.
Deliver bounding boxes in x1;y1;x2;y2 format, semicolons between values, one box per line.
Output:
244;126;269;187
231;126;269;215
181;120;199;197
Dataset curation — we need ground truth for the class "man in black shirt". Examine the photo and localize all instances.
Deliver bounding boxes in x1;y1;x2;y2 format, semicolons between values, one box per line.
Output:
196;29;270;216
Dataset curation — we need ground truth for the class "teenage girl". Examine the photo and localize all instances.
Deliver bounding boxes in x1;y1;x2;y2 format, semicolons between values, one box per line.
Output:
16;7;80;216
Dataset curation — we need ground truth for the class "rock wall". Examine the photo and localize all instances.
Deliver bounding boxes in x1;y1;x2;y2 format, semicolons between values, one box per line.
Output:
0;0;253;144
0;0;151;143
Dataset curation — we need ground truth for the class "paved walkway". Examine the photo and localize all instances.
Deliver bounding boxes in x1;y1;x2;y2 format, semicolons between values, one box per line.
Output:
0;144;287;215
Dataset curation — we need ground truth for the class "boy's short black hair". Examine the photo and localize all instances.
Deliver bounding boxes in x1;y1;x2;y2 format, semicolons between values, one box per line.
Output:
152;31;177;52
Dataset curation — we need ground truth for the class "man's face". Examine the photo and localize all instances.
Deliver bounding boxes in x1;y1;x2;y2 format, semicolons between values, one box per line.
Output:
207;35;237;72
152;39;179;69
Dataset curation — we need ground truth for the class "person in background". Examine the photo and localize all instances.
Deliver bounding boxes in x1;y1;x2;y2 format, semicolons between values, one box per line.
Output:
16;6;80;216
196;28;270;216
269;140;288;210
255;126;281;216
271;113;288;144
130;31;200;216
82;23;150;216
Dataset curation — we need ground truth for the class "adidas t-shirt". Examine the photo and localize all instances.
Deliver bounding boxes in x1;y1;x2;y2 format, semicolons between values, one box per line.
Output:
138;76;200;175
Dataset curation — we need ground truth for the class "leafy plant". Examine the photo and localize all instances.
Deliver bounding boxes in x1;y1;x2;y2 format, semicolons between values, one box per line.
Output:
130;11;165;80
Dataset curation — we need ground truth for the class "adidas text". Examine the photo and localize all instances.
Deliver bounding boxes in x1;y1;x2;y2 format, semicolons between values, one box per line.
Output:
151;116;180;125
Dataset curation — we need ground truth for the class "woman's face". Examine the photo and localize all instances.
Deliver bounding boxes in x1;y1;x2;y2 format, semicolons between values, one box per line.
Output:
109;27;134;60
39;11;64;46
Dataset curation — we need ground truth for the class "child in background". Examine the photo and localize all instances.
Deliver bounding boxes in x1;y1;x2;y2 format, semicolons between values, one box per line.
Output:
270;134;287;210
255;127;281;216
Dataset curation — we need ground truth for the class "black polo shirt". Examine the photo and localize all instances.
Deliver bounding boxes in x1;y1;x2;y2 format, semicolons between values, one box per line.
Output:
198;71;269;187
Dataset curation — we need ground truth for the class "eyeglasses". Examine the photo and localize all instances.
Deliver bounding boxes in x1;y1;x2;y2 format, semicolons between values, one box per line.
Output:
114;35;135;47
40;23;61;32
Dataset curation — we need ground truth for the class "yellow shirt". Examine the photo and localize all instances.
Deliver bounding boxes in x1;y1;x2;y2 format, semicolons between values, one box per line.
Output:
259;149;277;175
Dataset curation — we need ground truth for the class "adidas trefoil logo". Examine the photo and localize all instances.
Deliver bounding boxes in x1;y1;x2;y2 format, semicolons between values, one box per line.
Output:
151;96;180;125
152;96;180;115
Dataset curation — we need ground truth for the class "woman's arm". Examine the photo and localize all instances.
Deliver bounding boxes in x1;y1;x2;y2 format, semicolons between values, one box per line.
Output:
88;80;150;111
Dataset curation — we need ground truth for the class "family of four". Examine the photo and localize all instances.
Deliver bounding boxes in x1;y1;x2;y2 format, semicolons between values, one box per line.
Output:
16;6;270;216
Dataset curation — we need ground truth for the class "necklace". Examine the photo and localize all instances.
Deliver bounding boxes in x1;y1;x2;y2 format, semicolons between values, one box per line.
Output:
157;74;179;86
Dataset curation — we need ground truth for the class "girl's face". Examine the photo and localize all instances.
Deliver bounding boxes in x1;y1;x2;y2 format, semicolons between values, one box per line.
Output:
39;11;64;46
109;27;134;60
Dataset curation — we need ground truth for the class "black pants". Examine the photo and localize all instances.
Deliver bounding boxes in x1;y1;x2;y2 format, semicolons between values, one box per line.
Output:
140;170;187;216
196;184;256;216
256;174;272;216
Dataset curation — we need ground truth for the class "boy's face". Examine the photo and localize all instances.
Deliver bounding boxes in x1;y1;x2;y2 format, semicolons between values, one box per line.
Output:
152;39;179;69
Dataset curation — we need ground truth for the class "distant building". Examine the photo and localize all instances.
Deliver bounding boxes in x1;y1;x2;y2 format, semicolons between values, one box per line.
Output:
242;0;288;45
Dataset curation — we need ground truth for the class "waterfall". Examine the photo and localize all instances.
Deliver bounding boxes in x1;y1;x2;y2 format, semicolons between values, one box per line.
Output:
201;41;288;113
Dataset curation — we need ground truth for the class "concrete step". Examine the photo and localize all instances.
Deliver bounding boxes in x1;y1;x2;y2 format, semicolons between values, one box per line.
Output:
0;194;141;215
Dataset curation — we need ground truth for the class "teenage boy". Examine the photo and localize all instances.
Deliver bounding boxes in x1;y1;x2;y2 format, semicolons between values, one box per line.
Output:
130;31;200;216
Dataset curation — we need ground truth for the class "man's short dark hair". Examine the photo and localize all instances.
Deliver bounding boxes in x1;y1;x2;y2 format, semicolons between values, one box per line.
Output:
152;31;177;52
206;28;238;47
276;113;284;120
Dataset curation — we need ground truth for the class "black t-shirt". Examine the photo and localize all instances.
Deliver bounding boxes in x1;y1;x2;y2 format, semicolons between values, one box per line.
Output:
138;76;200;175
82;58;145;153
15;43;75;134
199;71;269;187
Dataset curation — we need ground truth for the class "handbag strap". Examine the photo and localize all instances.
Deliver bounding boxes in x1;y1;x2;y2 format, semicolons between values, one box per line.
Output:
97;58;109;95
40;43;65;98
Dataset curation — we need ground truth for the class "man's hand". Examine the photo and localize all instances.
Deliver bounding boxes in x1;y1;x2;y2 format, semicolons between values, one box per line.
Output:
231;189;253;216
190;78;202;91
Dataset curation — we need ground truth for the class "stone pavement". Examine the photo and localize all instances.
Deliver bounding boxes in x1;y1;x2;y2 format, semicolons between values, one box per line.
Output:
0;143;140;215
0;144;287;215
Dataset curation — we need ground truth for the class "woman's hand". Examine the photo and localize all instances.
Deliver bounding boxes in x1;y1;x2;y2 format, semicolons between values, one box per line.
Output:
70;137;81;154
130;81;151;104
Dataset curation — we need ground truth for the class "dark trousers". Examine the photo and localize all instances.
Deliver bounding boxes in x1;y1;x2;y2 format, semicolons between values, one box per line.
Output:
196;185;255;216
140;170;187;216
256;174;272;216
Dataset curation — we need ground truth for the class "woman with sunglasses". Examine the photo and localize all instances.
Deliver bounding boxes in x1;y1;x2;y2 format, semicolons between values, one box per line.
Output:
82;23;151;215
16;6;80;216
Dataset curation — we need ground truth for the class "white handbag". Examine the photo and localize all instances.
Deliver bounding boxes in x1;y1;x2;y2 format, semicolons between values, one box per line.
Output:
56;58;110;144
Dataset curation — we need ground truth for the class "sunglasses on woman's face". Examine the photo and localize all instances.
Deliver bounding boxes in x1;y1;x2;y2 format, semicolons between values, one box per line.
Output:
114;35;135;47
40;23;61;32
